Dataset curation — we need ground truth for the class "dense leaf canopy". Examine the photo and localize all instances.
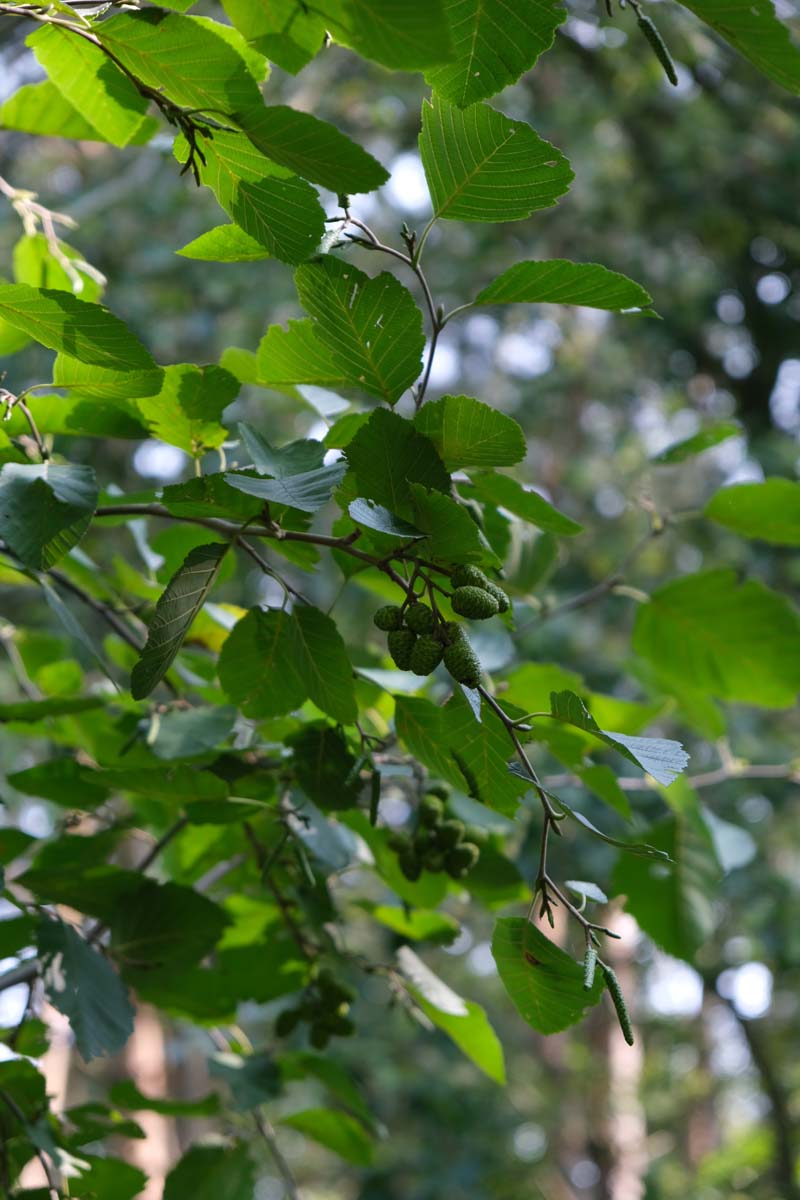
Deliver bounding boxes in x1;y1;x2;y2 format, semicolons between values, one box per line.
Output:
0;0;798;1197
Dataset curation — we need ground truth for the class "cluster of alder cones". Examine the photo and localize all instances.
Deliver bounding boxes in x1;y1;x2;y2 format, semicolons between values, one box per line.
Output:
373;566;509;688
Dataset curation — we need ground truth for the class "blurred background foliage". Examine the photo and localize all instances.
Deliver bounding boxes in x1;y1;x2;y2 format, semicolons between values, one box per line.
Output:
1;1;799;1197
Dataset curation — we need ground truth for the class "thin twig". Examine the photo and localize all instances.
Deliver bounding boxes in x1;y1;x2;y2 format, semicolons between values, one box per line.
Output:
253;1111;302;1200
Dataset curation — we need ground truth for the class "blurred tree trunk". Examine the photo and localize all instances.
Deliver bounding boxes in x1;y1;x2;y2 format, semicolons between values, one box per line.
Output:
121;1004;178;1200
604;913;647;1200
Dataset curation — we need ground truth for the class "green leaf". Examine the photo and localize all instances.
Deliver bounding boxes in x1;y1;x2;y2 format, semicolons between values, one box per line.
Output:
137;364;239;455
492;918;603;1033
225;461;346;512
632;569;800;708
181;129;326;265
131;542;229;699
397;946;505;1082
345;409;450;519
149;705;237;759
425;0;565;105
8;759;109;808
365;903;460;942
650;420;742;464
250;319;349;389
0;915;37;959
395;693;526;816
37;917;135;1062
410;484;494;564
110;879;229;968
414;394;526;469
289;605;358;724
419;96;573;223
209;1051;282;1110
554;799;672;860
565;880;608;904
3;392;146;441
474;259;653;311
65;1155;149;1200
279;1052;373;1127
218;607;307;718
14;233;103;302
577;764;632;821
704;478;800;546
0;81;115;142
164;1145;256;1200
295;258;425;403
52;353;164;401
317;0;453;70
289;722;362;810
280;1108;374;1165
177;224;271;262
549;690;689;786
231;176;326;264
238;104;389;193
677;0;800;94
98;10;262;113
470;472;582;535
0;284;157;370
612;807;720;961
161;473;263;522
221;0;326;73
0;463;98;570
109;1080;221;1117
348;498;424;538
28;25;153;147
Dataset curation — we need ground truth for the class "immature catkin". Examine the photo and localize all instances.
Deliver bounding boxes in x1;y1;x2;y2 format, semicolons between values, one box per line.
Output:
451;586;499;620
583;945;598;991
443;638;482;688
409;633;444;675
405;601;435;634
483;579;510;613
387;628;416;670
451;564;492;590
419;793;445;826
373;604;404;631
637;14;678;86
601;964;635;1045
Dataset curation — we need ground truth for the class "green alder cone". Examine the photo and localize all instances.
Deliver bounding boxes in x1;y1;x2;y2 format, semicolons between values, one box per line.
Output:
464;824;489;846
425;850;445;872
404;601;435;633
451;566;510;613
373;604;404;631
398;849;423;881
275;1008;301;1037
444;620;466;645
437;818;466;850
387;628;417;669
413;827;433;852
451;586;499;619
409;633;444;675
388;831;412;853
325;1013;356;1037
483;580;510;613
443;638;482;688
446;842;481;878
451;564;492;590
309;1024;330;1050
419;793;445;826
